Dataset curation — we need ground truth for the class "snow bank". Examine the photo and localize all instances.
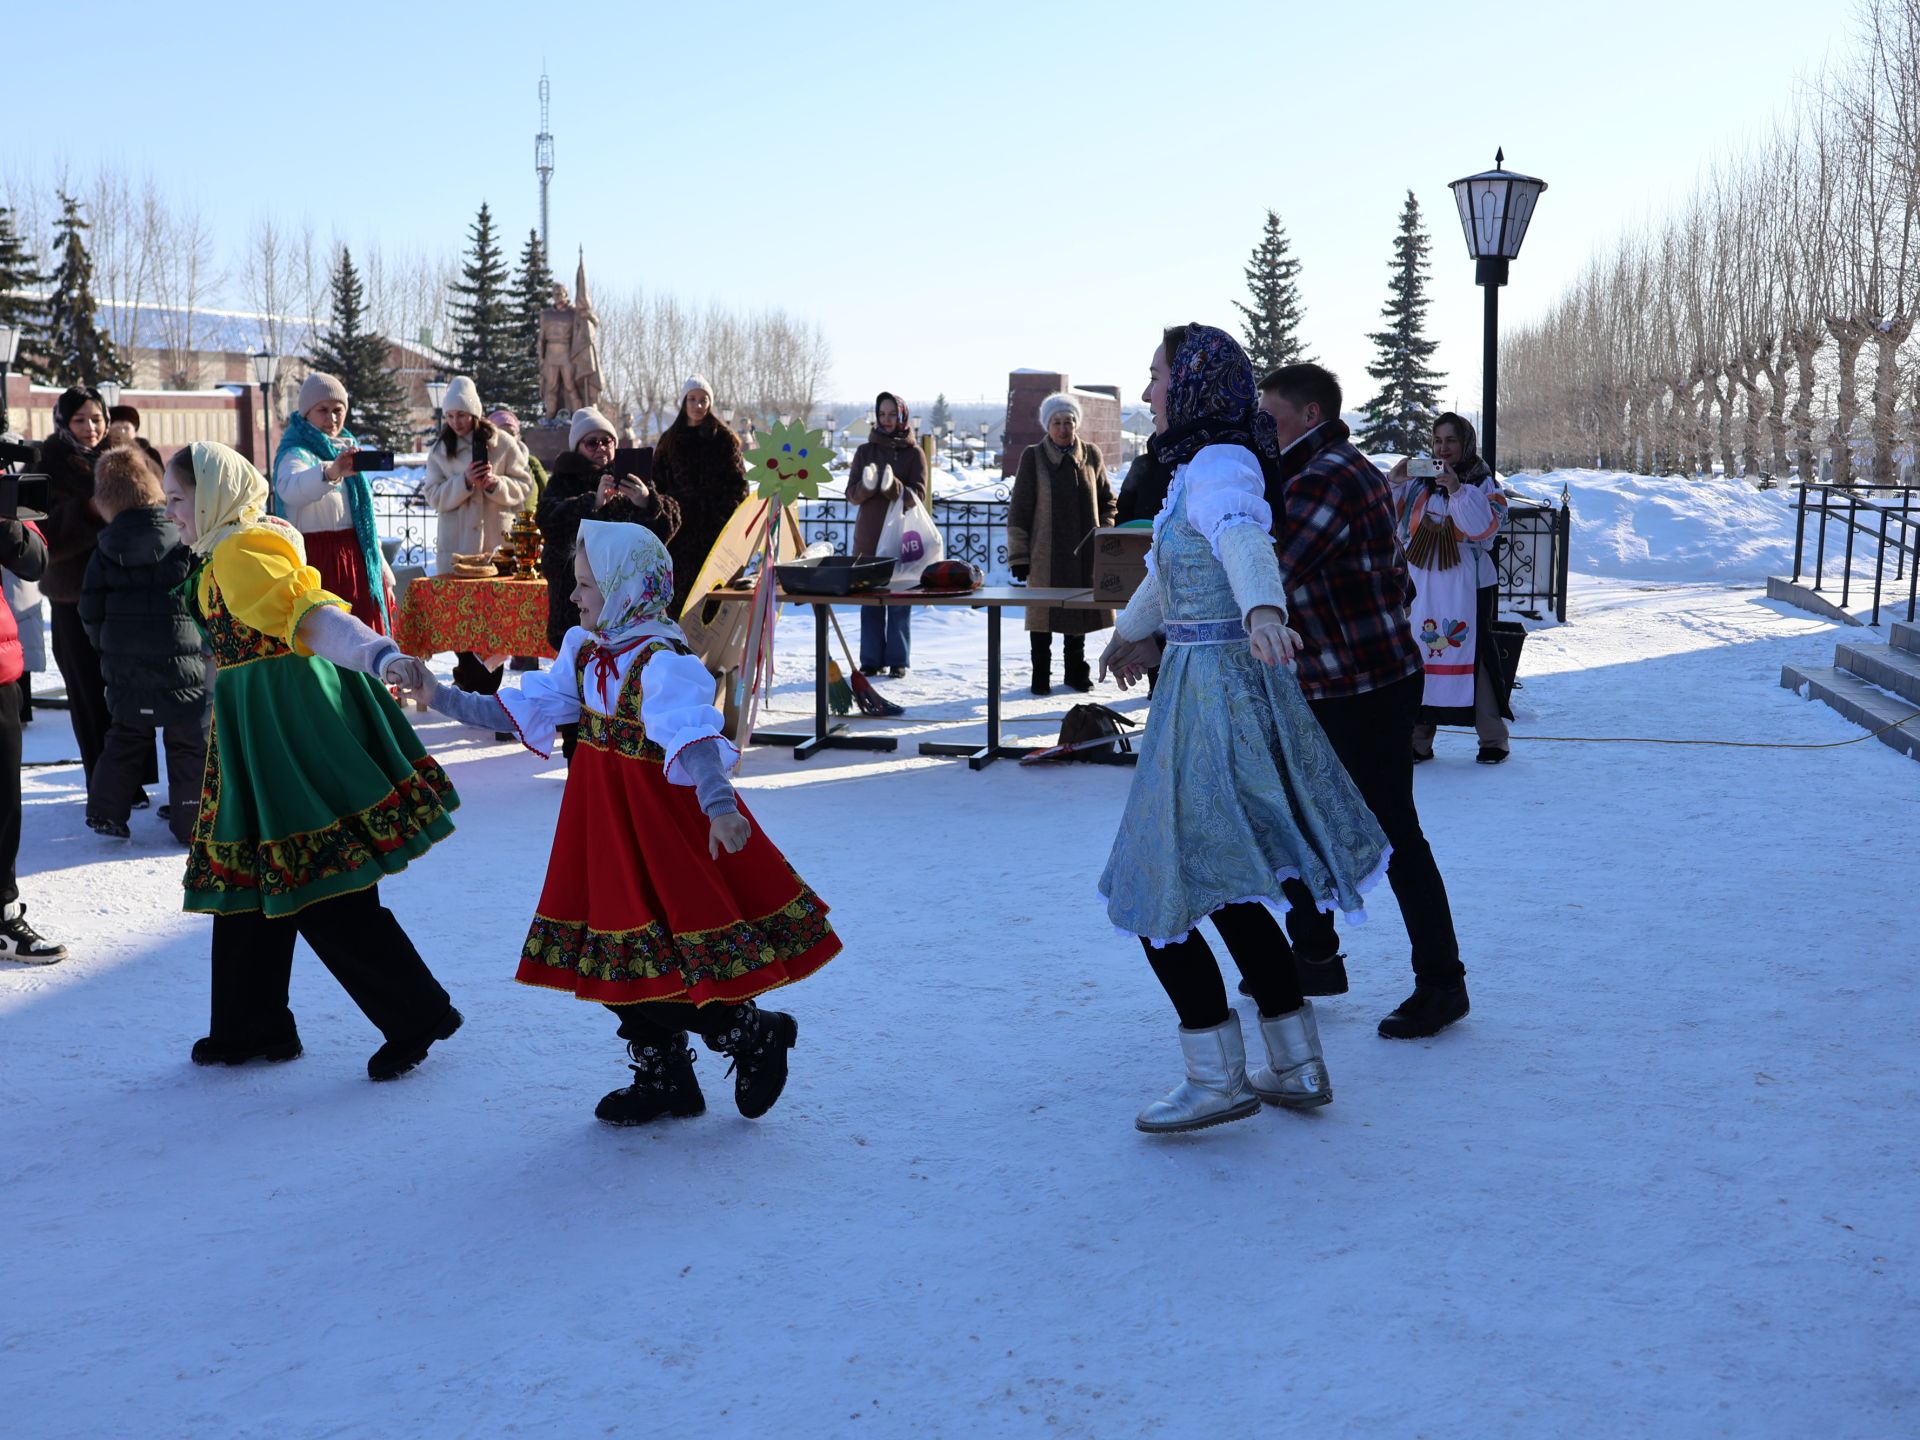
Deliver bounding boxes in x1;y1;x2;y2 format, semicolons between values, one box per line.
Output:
1508;469;1797;583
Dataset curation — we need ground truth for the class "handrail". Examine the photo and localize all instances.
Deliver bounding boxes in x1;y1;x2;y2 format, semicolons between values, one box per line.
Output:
1788;481;1920;625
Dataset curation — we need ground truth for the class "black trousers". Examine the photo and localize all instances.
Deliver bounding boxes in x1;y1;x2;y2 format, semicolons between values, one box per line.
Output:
1281;670;1463;985
604;999;745;1046
90;717;206;839
452;653;504;695
0;681;21;909
1143;901;1306;1030
49;601;158;788
208;886;451;1045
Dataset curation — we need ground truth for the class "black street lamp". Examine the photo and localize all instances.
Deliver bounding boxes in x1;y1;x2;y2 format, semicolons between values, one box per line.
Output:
97;378;124;415
1447;148;1548;474
425;377;449;434
251;351;280;468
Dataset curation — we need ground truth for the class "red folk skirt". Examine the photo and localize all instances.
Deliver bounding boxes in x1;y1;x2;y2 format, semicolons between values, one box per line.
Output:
304;527;387;636
516;735;840;1007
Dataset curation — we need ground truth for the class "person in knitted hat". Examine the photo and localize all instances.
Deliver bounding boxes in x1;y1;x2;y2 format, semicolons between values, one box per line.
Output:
1009;391;1116;694
488;406;548;509
534;408;681;759
270;371;395;635
652;377;747;618
422;377;534;693
106;404;165;474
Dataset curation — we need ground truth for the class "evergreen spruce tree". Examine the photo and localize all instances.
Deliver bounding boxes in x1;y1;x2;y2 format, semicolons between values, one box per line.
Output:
309;247;410;448
0;208;45;380
1357;191;1444;454
929;393;950;433
1234;209;1310;375
508;227;552;417
446;202;517;407
34;192;124;387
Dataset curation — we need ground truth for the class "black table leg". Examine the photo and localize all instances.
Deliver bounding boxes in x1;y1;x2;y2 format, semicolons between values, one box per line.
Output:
918;602;1040;769
750;602;896;759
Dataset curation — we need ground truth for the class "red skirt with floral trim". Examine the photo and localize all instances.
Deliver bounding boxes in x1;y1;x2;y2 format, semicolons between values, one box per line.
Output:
516;739;839;1006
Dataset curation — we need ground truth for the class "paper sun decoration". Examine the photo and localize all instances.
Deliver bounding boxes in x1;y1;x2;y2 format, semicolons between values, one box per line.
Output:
744;420;829;505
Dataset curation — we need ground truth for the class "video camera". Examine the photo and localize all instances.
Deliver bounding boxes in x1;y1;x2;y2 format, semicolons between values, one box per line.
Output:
0;438;50;518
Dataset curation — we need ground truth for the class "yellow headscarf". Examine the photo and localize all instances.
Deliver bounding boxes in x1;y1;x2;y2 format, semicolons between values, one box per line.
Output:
185;441;306;560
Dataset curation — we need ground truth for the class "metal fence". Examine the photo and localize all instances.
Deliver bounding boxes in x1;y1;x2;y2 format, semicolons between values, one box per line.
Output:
1497;498;1573;623
1787;481;1920;626
791;493;1015;580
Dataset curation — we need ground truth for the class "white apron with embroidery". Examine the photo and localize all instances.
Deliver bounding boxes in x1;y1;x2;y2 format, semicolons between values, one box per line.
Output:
1408;491;1479;709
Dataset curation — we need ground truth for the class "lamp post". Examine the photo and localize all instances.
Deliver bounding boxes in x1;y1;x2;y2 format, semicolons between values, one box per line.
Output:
425;376;448;426
0;323;18;436
1447;148;1548;475
824;414;836;447
250;351;279;468
97;378;123;414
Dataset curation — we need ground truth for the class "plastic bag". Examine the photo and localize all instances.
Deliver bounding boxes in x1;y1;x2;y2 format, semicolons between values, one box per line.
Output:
892;499;944;586
874;479;906;560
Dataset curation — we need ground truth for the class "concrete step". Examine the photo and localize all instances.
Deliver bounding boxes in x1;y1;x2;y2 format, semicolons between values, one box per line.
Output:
1892;619;1920;655
1835;641;1920;708
1780;663;1920;762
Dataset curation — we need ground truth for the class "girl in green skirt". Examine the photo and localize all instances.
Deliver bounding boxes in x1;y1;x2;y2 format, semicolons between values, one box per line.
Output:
161;442;462;1081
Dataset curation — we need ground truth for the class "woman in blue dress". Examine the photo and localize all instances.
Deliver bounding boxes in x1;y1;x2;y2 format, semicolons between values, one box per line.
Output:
1099;324;1390;1134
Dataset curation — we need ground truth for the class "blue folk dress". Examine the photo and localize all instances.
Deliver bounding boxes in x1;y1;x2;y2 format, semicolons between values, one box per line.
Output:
1099;453;1390;945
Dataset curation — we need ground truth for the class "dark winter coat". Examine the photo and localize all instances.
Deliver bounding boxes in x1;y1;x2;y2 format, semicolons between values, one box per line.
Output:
652;416;749;618
76;506;208;727
0;519;49;685
1115;451;1172;526
846;427;928;557
35;428;107;604
536;449;682;648
1009;440;1116;634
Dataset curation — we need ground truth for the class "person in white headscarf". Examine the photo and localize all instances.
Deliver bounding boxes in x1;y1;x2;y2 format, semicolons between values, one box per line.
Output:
413;520;839;1131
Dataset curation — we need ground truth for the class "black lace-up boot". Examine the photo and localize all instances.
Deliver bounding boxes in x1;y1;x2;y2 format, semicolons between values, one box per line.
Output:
707;1002;799;1119
595;1030;707;1126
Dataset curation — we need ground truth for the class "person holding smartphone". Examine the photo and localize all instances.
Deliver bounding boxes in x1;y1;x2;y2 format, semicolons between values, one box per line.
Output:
534;408;680;759
1387;412;1510;765
422;377;533;693
271;372;396;635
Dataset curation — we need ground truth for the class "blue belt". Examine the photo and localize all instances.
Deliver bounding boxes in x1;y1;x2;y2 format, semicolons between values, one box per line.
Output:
1163;618;1246;646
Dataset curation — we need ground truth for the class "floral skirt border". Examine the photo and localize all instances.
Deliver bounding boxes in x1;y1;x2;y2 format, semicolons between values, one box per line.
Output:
515;888;840;1005
184;758;459;918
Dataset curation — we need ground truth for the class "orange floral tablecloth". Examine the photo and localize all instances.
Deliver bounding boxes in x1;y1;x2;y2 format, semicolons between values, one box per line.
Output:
395;575;555;659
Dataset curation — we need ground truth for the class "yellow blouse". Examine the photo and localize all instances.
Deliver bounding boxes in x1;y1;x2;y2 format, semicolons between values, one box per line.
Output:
200;529;348;656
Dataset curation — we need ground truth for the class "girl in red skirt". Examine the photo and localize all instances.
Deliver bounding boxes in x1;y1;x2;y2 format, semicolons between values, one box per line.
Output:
416;520;839;1125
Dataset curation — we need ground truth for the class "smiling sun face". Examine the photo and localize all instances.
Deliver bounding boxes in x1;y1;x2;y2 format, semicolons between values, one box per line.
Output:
745;420;829;505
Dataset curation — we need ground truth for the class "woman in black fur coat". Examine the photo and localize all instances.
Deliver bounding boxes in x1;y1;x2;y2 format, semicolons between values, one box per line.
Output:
650;378;748;619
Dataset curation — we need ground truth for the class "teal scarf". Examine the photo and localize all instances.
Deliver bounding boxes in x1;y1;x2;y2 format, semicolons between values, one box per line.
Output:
273;411;388;631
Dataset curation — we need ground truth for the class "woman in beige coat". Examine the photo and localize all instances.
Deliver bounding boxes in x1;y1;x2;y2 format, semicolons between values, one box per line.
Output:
1009;392;1115;693
421;375;533;691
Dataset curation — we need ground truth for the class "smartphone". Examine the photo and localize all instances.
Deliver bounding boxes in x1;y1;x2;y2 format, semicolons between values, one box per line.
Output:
349;450;397;474
1407;456;1442;479
613;446;653;482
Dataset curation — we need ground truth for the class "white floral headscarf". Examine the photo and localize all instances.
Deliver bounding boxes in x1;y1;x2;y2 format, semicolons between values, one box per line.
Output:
578;519;686;649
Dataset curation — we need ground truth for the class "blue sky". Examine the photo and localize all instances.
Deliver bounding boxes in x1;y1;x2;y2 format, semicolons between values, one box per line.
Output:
4;0;1856;419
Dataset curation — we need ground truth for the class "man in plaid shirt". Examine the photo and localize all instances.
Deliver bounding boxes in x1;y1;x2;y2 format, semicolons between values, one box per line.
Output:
1256;363;1470;1040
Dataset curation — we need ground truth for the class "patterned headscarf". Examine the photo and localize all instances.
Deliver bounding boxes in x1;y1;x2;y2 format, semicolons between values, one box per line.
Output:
186;441;306;560
1149;323;1280;468
577;519;685;650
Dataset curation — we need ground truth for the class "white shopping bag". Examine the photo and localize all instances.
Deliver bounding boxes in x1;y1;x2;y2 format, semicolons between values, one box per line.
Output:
892;498;944;586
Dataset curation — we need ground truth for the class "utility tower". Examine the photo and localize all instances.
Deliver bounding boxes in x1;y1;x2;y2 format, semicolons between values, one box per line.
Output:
535;68;554;261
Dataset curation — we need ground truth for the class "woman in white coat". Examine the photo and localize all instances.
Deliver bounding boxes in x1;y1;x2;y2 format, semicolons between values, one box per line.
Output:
421;376;533;692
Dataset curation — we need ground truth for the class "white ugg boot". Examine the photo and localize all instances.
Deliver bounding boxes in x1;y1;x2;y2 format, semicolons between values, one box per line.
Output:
1135;1011;1262;1134
1248;1001;1333;1108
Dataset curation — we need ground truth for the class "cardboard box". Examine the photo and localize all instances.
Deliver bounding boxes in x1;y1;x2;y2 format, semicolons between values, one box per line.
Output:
1088;526;1152;606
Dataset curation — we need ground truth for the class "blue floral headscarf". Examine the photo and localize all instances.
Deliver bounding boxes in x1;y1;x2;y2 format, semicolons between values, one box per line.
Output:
1149;322;1280;468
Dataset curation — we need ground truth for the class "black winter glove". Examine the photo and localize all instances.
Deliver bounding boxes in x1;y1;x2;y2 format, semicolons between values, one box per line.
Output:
1010;563;1029;583
0;519;22;562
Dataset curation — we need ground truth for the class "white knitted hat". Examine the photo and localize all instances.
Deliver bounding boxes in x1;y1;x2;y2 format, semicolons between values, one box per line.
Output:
1038;392;1082;428
441;376;483;418
681;375;713;402
569;406;617;449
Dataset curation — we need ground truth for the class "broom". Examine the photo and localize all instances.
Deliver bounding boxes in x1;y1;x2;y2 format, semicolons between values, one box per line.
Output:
827;610;905;717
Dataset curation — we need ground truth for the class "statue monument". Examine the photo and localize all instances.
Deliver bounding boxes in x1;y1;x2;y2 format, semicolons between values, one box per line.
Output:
538;249;605;421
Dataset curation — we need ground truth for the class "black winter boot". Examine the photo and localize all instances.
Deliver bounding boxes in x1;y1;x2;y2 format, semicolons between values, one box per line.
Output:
367;1005;464;1081
708;1002;799;1119
596;1031;707;1126
1062;634;1093;693
1377;981;1470;1039
1030;633;1052;695
191;1028;303;1066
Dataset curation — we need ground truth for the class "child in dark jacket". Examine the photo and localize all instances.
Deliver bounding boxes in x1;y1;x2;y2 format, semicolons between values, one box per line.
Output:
78;447;209;843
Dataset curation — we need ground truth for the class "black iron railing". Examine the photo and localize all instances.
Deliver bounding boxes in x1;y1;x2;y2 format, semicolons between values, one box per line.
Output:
1497;498;1573;623
370;481;437;567
788;492;1017;580
1787;482;1920;626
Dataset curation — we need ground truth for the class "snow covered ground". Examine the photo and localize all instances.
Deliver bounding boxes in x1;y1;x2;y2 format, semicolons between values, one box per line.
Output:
4;476;1917;1438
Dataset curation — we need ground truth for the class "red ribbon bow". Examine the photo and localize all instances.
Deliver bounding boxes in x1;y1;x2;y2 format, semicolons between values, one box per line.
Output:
581;635;650;698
